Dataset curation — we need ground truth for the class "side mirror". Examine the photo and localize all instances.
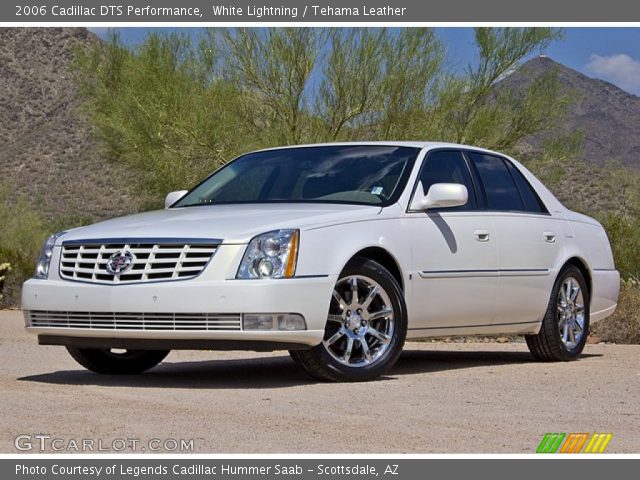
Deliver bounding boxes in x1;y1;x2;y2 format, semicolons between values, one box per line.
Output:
410;183;468;211
165;190;188;209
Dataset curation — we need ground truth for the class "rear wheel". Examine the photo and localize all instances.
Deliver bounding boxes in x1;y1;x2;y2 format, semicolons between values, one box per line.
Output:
66;347;170;374
526;265;589;361
290;257;407;382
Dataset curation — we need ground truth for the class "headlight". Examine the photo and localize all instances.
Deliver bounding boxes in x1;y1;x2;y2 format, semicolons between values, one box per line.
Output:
35;231;66;279
236;229;299;279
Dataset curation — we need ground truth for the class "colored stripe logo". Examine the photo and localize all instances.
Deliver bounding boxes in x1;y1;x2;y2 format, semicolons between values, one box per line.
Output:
584;433;613;453
537;433;612;453
537;433;566;453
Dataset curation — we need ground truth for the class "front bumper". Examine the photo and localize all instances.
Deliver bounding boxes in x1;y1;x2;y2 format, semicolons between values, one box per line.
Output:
22;275;337;348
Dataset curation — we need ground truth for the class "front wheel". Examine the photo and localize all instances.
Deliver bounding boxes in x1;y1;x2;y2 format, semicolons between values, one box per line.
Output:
66;347;170;374
290;257;407;382
525;265;590;361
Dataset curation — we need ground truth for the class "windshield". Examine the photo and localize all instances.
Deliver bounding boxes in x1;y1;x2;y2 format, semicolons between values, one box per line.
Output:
174;145;420;208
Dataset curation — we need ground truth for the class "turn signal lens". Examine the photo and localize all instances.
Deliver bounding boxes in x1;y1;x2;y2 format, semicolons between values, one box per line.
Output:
284;230;299;278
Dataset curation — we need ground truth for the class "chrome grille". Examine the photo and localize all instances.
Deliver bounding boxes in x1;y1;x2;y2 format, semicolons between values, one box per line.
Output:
59;240;218;284
27;311;242;331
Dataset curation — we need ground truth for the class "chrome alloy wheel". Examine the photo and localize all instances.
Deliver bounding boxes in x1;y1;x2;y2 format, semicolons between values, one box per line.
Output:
557;276;586;349
323;275;395;367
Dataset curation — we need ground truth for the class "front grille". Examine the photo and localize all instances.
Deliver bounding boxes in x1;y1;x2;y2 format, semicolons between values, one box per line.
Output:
59;240;218;284
27;311;242;331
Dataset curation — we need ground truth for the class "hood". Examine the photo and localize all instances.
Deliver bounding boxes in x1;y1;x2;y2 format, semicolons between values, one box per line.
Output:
61;203;382;244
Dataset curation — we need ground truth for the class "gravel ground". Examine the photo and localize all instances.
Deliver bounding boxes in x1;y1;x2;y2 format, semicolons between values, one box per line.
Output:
1;310;638;453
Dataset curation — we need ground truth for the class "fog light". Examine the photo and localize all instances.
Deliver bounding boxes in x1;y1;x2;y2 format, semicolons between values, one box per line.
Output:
278;314;306;331
243;315;274;330
243;313;306;331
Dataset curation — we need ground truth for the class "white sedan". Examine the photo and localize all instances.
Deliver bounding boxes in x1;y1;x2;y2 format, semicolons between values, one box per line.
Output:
22;142;620;381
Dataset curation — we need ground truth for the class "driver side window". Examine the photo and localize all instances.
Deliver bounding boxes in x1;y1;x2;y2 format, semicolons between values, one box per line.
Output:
419;150;477;210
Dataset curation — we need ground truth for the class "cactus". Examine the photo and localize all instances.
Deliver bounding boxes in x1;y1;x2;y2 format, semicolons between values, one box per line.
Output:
0;263;10;302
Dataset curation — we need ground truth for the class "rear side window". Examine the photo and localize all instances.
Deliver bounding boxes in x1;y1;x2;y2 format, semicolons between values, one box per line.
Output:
504;161;547;213
468;152;524;211
418;150;477;210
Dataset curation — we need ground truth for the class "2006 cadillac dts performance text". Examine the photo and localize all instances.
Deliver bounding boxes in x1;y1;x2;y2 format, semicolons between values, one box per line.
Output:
15;5;407;19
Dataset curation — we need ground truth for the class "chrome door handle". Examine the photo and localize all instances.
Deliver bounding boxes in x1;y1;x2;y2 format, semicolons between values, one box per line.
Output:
474;230;490;242
543;232;556;243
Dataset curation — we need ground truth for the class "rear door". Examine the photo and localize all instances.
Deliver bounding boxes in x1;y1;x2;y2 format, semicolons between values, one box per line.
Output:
466;151;563;325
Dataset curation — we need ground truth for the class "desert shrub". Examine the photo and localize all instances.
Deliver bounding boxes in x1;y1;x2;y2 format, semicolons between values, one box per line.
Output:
0;187;52;305
592;279;640;344
572;168;640;343
598;214;640;281
594;168;640;283
0;183;94;306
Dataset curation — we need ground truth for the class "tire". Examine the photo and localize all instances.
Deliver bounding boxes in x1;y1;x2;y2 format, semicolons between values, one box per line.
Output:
525;265;590;361
66;347;170;374
290;257;407;382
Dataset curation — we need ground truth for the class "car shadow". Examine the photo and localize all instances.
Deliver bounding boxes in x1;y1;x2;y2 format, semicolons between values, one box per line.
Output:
17;349;602;390
393;349;601;376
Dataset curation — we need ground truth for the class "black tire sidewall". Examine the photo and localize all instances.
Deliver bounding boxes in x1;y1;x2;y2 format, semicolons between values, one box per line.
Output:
66;347;169;374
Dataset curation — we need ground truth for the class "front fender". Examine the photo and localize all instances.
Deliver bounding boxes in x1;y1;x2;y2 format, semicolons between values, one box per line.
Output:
296;218;411;280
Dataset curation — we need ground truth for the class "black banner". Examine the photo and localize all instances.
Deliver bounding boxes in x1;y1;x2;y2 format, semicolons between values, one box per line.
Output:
4;0;640;22
5;459;640;480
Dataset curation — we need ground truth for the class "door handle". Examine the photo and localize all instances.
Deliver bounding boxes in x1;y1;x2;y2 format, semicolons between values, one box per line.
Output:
543;232;556;243
474;230;490;242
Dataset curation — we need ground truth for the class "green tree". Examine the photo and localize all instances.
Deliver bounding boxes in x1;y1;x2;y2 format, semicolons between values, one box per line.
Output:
220;28;322;144
315;28;386;140
426;28;567;150
375;28;443;139
76;27;575;202
313;29;442;141
75;31;250;205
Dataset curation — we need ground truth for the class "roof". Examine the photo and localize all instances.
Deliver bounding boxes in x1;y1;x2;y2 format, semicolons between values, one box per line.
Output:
253;141;503;155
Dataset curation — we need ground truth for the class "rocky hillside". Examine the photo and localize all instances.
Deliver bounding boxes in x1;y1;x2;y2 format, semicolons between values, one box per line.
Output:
503;55;640;168
493;55;640;215
0;28;139;221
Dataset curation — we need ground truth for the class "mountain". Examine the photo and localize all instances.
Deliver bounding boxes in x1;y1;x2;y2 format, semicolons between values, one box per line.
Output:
0;28;140;221
503;55;640;168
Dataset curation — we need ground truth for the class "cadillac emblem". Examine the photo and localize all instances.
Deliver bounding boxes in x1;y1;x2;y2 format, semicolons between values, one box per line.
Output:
105;250;136;275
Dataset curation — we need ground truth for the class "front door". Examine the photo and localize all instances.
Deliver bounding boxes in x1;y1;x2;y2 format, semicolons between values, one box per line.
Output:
408;150;498;330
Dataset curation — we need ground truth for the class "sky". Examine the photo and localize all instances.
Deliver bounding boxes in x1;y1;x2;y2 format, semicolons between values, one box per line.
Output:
88;27;640;96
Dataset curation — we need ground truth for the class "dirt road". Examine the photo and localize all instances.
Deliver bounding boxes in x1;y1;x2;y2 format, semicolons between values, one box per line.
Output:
1;310;638;453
